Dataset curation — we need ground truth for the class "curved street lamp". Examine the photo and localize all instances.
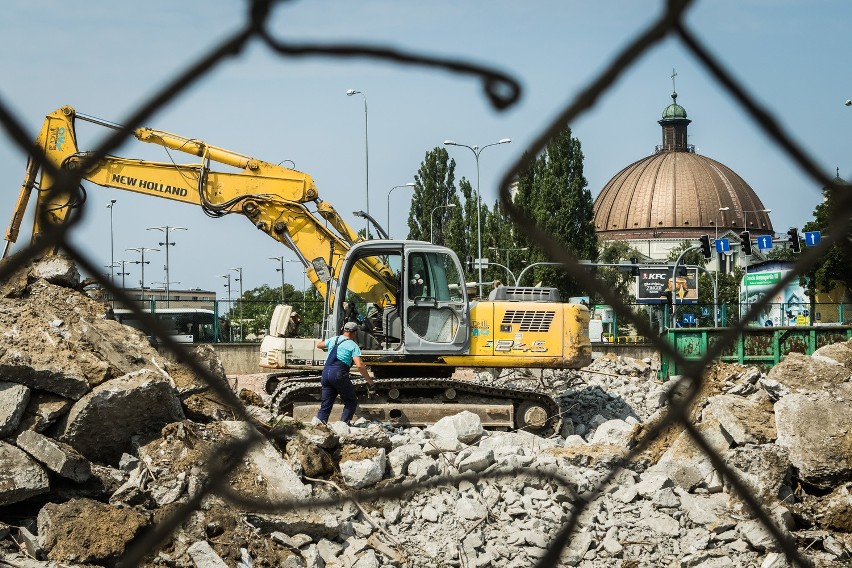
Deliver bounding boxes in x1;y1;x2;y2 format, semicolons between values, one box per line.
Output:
444;138;511;296
430;203;457;244
347;89;369;238
387;182;416;238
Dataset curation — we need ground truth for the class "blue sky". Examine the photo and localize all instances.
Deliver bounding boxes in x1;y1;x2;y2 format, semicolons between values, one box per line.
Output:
1;1;849;296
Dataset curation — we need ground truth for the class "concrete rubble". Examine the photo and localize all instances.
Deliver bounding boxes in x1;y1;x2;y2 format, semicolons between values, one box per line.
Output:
0;257;851;566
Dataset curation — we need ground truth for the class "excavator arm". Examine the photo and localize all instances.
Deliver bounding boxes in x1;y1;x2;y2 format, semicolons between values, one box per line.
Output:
4;106;397;306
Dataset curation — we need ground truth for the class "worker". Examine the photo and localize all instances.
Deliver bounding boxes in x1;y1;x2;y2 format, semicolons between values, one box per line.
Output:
315;321;375;425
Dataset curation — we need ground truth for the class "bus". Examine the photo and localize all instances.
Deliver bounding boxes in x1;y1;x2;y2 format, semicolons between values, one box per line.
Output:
113;308;217;343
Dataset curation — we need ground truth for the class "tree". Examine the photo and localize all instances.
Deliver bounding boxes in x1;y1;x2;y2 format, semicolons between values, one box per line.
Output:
802;176;852;301
407;147;459;244
231;283;323;339
511;127;598;297
596;240;644;304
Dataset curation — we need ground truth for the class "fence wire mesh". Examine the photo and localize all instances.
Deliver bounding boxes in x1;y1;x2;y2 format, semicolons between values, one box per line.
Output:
1;0;849;566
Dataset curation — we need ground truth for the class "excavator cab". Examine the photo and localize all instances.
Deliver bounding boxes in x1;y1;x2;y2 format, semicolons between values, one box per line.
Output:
331;240;470;370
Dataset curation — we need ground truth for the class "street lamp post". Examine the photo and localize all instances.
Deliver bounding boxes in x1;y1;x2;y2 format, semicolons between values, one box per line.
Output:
147;226;187;307
386;183;416;238
219;274;232;342
346;89;369;238
127;247;159;302
107;200;116;286
444;138;511;297
430;203;458;244
232;267;243;341
269;256;286;302
113;260;131;289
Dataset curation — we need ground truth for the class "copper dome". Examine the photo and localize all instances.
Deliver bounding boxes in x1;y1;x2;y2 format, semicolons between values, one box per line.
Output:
593;91;773;240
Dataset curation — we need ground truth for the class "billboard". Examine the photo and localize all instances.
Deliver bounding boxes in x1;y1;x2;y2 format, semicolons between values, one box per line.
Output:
740;269;809;326
636;266;699;304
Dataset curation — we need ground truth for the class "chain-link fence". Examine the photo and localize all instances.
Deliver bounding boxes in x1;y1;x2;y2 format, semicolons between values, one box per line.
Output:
1;0;849;566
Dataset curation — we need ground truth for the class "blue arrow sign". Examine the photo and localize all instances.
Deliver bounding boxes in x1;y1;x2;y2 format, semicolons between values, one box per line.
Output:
701;307;710;317
756;235;773;250
804;231;821;246
682;313;696;325
714;238;730;253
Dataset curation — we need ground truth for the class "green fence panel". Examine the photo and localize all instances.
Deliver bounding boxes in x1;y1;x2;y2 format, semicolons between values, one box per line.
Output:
662;326;852;378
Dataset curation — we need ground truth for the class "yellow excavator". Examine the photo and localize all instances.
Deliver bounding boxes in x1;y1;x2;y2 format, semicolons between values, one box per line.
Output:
4;106;591;433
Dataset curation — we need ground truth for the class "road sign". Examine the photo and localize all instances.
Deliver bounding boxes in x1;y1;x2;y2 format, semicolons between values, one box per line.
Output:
682;313;696;325
804;231;821;246
474;258;489;269
756;235;773;250
714;238;730;253
701;307;710;317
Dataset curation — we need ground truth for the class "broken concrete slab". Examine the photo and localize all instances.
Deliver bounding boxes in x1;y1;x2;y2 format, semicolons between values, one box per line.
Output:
774;392;852;489
16;391;73;433
16;430;91;483
708;394;777;445
59;369;185;465
0;380;30;437
0;440;50;505
766;352;851;395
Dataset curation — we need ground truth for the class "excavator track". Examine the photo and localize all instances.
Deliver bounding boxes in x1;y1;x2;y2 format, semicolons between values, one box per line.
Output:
269;374;562;437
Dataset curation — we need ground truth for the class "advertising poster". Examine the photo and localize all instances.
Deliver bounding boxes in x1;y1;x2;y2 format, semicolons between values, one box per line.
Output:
637;266;699;304
740;269;808;326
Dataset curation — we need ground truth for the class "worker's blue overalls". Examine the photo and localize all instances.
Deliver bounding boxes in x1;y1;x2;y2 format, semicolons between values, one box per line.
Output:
316;337;358;424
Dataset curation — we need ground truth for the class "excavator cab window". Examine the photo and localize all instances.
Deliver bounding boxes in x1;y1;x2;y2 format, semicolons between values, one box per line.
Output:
404;250;467;349
335;249;403;351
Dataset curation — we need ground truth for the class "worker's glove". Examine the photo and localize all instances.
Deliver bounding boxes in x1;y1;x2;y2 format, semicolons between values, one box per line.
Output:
367;385;377;399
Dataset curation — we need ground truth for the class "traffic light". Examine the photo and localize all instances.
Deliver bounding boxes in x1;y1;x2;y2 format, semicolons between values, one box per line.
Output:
630;257;639;277
465;255;474;272
787;228;801;253
739;231;752;256
698;234;712;260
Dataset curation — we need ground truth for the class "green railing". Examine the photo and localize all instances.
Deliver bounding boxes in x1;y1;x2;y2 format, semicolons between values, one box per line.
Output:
660;325;852;378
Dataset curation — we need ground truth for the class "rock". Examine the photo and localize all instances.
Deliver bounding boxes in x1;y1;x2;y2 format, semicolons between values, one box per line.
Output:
246;510;347;541
723;445;791;513
339;423;392;450
812;342;852;370
0;440;50;505
187;540;230;568
816;483;852;531
16;429;91;482
16;391;73;432
456;496;487;520
387;443;424;477
652;416;731;491
31;256;80;288
286;436;335;477
479;429;560;454
37;497;149;566
0;381;30;436
774;392;852;489
766;352;851;394
407;455;439;481
59;369;185;465
353;549;380;568
707;394;777;445
340;447;386;489
589;418;636;447
426;410;484;444
316;538;343;563
219;421;312;501
457;447;495;473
